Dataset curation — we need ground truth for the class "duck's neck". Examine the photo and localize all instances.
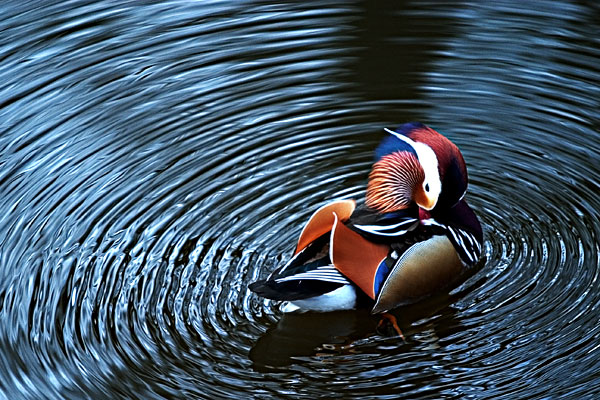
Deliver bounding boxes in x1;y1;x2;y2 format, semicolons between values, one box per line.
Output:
426;200;483;241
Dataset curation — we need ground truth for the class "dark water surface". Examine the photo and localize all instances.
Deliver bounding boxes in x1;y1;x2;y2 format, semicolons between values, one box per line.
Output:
1;1;599;399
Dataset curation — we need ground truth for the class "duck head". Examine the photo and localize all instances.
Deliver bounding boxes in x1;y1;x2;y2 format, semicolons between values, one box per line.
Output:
366;122;468;213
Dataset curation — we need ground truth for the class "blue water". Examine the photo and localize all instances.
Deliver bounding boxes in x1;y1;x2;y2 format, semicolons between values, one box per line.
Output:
0;1;599;399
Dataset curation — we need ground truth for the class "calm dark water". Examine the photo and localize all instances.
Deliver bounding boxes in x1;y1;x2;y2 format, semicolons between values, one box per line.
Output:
1;1;599;399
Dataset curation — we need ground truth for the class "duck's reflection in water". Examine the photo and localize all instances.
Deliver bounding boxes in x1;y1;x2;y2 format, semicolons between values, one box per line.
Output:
250;289;470;369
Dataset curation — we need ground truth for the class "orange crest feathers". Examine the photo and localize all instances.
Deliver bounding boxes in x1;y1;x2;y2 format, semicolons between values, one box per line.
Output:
366;151;424;213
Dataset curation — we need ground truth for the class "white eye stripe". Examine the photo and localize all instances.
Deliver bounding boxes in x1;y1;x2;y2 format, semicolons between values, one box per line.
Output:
412;142;441;196
383;128;441;202
384;127;417;147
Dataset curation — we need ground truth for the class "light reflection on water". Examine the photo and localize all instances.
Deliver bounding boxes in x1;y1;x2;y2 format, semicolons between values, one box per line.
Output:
0;1;599;399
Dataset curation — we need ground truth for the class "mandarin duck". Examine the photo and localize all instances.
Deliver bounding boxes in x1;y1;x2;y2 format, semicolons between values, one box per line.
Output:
250;122;483;314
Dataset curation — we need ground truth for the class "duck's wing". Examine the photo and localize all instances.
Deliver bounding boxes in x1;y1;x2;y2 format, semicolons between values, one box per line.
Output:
331;214;466;313
326;206;421;300
330;202;483;313
372;233;463;313
294;199;355;254
249;234;350;301
347;206;420;241
249;200;357;301
330;214;390;299
371;201;484;313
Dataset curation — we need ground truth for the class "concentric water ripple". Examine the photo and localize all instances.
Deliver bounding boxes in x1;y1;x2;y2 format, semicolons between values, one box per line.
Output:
0;1;599;399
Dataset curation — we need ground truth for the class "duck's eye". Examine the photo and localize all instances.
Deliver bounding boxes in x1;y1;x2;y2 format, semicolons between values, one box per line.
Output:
425;183;430;192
